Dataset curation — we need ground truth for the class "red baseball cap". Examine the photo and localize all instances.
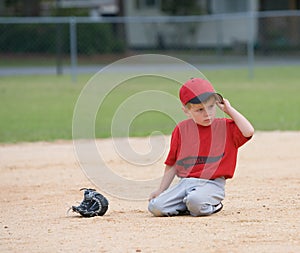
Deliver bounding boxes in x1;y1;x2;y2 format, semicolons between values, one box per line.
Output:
179;78;221;105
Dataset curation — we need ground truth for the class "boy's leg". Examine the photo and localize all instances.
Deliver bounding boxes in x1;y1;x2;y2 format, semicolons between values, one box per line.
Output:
184;177;226;216
148;179;188;216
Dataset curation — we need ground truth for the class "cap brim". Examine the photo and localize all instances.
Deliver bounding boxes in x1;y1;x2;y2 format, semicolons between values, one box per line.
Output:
215;93;224;103
188;92;223;104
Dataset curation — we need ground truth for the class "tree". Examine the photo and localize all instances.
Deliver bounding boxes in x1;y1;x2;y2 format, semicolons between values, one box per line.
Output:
5;0;42;16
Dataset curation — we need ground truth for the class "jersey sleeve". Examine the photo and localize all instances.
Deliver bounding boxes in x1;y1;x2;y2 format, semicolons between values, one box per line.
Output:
164;126;180;166
227;119;252;148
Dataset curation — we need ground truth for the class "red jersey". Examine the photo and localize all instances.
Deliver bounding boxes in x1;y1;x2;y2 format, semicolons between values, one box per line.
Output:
165;118;251;179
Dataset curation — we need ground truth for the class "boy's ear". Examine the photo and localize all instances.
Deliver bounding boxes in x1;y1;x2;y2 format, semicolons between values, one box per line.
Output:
182;106;191;117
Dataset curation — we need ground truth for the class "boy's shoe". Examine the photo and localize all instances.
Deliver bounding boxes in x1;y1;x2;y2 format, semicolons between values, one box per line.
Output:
176;209;190;216
212;202;223;214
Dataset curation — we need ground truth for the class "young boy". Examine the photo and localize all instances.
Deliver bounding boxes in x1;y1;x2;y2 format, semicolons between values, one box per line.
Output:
148;78;254;217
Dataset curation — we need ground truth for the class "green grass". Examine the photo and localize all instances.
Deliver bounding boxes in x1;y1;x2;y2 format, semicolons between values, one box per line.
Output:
0;66;299;143
0;75;88;142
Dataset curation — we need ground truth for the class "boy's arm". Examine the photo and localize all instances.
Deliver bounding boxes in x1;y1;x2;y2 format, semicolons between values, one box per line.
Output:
148;165;176;201
217;98;254;138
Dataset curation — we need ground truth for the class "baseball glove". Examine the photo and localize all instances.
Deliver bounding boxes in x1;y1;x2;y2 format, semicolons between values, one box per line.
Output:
71;188;109;217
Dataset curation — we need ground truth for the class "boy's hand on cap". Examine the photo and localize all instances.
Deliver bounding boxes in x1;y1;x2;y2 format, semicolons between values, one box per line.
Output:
217;98;231;115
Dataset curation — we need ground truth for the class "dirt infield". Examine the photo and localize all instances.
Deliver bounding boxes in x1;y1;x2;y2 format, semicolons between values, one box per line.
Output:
1;132;299;253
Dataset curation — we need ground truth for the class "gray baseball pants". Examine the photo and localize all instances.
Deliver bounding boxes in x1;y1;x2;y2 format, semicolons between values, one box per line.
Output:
148;177;225;216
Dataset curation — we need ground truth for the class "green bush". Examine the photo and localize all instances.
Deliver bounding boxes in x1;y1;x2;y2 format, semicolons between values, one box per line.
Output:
76;23;125;54
0;23;125;54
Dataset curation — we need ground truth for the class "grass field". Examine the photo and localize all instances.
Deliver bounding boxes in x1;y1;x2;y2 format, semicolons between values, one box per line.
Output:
0;66;299;143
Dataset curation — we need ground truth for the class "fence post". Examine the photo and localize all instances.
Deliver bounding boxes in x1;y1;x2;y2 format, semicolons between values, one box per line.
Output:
55;22;63;76
69;17;77;83
216;17;223;57
247;11;255;79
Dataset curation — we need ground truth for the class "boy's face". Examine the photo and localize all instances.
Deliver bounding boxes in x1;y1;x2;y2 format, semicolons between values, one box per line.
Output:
184;95;217;126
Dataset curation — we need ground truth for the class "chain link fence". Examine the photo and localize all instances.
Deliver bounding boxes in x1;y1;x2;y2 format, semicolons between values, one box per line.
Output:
0;10;299;79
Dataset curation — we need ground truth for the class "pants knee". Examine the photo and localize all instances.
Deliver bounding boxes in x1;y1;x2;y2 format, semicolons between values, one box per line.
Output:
148;199;164;217
148;198;185;217
188;203;213;216
185;194;213;216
